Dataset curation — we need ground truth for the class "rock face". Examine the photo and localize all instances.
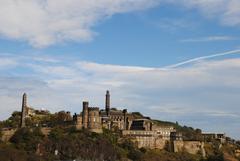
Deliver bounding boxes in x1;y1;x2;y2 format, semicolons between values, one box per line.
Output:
173;140;206;156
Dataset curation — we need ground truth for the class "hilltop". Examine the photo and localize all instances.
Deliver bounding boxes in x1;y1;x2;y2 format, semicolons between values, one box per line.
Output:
0;92;239;161
0;110;239;161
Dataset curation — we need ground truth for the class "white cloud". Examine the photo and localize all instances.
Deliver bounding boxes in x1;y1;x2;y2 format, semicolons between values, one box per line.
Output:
1;0;240;47
76;61;154;73
178;0;240;26
0;0;161;47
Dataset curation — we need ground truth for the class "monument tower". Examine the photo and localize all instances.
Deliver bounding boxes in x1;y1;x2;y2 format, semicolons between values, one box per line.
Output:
105;90;110;116
20;93;27;128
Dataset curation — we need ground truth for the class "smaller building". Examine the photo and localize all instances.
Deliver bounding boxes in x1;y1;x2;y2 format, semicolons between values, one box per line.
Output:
122;119;179;150
202;132;226;143
130;119;152;131
153;125;176;140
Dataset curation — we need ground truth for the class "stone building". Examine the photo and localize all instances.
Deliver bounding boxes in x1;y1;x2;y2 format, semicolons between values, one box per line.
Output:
100;90;134;131
73;90;136;133
73;101;102;133
122;118;163;149
202;132;226;143
122;119;178;150
152;125;176;140
130;119;152;131
16;91;207;156
72;90;184;151
19;93;50;128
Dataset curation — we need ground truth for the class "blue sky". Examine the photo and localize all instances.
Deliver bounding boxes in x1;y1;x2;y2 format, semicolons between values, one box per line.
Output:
0;0;240;139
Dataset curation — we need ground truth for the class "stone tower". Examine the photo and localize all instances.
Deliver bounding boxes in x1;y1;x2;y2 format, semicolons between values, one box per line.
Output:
20;93;27;128
82;101;89;128
123;109;128;130
88;107;102;133
105;90;110;116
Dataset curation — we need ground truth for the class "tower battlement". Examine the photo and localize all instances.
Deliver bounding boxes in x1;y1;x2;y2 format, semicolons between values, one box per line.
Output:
88;107;100;111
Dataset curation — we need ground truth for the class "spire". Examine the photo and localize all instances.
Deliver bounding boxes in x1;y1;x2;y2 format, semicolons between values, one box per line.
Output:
20;93;27;128
105;90;110;116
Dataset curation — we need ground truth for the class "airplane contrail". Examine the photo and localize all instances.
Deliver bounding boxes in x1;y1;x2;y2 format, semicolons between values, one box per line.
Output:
165;49;240;69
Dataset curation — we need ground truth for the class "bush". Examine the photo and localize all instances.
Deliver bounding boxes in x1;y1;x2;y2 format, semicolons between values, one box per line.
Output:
10;127;44;151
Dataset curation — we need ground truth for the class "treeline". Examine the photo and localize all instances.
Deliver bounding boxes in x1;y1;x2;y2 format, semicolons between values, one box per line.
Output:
0;111;72;129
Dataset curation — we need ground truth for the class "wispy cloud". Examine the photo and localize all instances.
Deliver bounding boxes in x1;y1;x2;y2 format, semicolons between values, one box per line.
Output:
153;18;196;32
165;49;240;69
0;57;18;68
180;36;237;43
0;51;240;138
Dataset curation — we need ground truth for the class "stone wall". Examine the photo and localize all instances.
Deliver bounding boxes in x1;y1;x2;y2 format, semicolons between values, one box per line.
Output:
152;125;176;140
122;130;167;149
88;108;102;132
1;127;52;142
1;129;17;142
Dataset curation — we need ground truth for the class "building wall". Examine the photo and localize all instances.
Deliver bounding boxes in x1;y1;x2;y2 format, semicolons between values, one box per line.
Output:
152;125;176;140
110;114;125;130
74;104;103;133
122;130;167;149
75;115;83;130
88;108;102;133
130;119;152;131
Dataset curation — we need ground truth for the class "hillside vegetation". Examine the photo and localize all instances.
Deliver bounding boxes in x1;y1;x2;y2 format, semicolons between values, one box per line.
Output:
0;111;239;161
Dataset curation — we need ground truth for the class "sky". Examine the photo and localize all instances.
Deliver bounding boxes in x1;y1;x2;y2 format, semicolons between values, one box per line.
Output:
0;0;240;139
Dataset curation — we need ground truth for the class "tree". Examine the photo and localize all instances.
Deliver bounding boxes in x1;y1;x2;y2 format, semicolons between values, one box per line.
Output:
48;127;64;141
0;111;22;128
10;127;44;152
0;130;2;140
